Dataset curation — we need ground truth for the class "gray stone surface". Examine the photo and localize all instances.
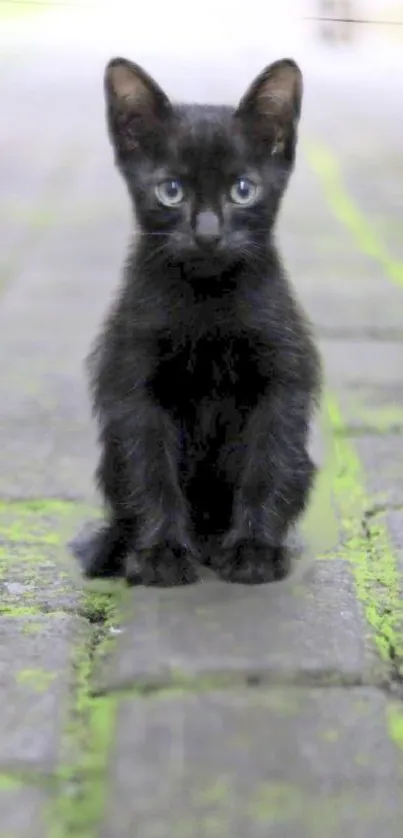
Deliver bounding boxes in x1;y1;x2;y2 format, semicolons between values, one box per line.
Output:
0;501;98;613
279;159;403;333
104;687;403;838
98;559;373;691
0;783;50;838
0;541;82;614
354;436;403;507
303;78;403;262
319;340;403;390
0;614;88;768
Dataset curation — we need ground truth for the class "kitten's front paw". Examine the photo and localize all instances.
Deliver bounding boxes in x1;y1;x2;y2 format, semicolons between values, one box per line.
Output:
215;541;288;584
69;521;125;578
125;544;198;587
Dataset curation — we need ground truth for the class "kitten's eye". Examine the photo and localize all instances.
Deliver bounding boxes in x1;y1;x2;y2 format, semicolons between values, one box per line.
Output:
155;179;185;207
229;177;258;206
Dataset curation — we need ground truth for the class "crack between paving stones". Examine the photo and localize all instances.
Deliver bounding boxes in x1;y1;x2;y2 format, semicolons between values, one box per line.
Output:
0;601;112;623
47;582;123;838
90;666;397;700
361;508;403;692
364;503;403;519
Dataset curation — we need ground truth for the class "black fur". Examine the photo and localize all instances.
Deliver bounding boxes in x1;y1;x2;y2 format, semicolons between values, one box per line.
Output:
71;56;322;586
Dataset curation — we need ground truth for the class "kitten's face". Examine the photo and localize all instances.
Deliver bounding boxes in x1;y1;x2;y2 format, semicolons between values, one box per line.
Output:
105;58;303;276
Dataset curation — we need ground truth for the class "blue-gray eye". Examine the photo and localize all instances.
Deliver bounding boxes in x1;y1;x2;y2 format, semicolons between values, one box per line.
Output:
230;177;258;206
155;179;185;207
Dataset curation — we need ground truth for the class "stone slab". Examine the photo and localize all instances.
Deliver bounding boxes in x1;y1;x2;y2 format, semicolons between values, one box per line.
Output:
103;687;403;838
303;78;403;262
0;500;98;613
0;782;50;838
97;559;374;692
280;156;403;332
0;614;88;768
320;340;403;390
354;436;403;507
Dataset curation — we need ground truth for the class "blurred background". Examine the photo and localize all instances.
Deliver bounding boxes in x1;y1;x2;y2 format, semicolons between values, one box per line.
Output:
1;7;403;834
0;1;402;514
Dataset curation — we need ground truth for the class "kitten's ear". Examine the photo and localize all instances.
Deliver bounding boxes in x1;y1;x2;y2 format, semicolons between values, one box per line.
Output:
104;57;172;157
235;59;303;159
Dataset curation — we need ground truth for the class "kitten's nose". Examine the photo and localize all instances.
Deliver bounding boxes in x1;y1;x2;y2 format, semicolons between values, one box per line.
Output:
194;211;221;250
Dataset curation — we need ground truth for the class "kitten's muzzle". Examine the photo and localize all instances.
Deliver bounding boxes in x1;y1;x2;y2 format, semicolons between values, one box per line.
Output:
193;210;221;251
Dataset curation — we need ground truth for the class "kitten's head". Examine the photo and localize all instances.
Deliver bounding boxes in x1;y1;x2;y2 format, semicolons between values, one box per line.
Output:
105;57;303;277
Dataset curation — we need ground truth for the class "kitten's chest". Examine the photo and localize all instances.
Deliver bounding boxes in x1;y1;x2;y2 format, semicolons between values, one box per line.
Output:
152;333;264;414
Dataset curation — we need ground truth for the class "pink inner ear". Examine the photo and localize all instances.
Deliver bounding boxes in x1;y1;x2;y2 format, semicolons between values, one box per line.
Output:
109;65;150;109
237;60;302;123
257;69;301;119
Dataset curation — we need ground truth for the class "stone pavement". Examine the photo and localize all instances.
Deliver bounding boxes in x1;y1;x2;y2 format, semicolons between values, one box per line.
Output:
1;49;403;838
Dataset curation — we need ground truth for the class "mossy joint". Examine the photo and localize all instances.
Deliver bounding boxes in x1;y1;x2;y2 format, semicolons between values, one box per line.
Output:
325;395;403;754
47;580;126;838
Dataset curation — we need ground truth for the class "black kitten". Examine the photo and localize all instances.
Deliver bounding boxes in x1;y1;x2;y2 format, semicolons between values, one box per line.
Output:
71;56;322;586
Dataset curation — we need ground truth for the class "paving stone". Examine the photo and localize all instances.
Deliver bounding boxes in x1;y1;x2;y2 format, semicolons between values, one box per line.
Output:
304;78;403;262
281;155;403;332
103;687;403;838
0;256;119;500
0;783;50;838
354;436;403;507
97;558;376;691
0;500;100;612
0;542;79;614
328;388;403;436
320;340;403;391
0;614;89;768
385;509;403;576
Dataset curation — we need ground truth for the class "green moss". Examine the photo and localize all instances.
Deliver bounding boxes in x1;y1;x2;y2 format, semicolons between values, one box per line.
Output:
0;494;122;834
16;668;57;693
0;498;101;616
305;139;403;286
249;782;302;822
0;498;99;547
80;590;117;625
194;777;232;806
52;697;117;838
0;774;23;791
321;729;339;743
386;704;403;751
0;605;43;617
325;392;403;664
0;499;80;515
48;583;124;838
336;401;403;436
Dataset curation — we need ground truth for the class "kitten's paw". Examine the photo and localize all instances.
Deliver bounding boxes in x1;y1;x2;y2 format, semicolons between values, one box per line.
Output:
125;544;198;587
215;541;289;584
68;521;126;578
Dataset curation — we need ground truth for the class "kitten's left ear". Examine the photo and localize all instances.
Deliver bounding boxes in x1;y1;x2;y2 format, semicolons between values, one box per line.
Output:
235;58;303;158
104;57;173;158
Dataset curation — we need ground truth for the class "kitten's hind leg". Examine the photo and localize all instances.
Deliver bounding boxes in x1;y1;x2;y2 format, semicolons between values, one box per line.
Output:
69;518;131;578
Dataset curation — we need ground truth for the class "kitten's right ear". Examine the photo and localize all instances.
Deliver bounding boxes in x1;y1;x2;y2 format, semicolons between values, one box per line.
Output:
235;58;303;160
104;57;172;157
